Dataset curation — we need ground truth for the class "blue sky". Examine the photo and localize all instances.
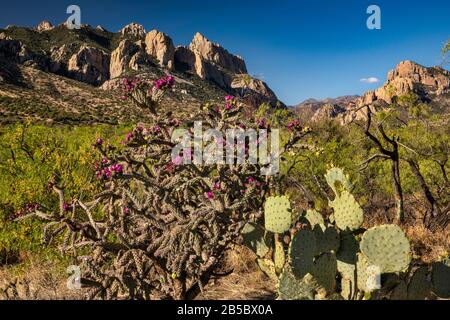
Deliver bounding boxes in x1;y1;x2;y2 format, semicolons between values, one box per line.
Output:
1;0;449;105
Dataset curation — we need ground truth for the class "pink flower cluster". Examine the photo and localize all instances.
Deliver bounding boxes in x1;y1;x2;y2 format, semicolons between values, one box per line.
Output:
154;75;175;90
10;202;41;220
224;95;235;111
62;202;72;212
125;132;134;142
96;163;123;180
122;78;141;94
287;119;302;131
25;203;41;213
241;177;264;194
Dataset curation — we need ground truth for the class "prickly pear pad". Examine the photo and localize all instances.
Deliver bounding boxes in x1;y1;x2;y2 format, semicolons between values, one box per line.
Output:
289;229;317;278
264;196;292;234
360;225;411;273
330;190;364;231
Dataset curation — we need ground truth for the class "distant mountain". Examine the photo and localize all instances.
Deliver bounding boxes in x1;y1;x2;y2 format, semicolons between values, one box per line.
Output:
293;95;359;122
294;61;450;124
0;21;283;124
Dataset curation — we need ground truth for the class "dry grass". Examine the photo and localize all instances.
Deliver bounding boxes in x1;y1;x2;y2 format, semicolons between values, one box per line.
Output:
196;245;276;300
405;224;450;264
0;254;83;300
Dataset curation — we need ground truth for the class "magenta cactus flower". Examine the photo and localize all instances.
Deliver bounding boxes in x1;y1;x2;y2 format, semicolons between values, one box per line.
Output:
172;155;183;166
125;132;134;142
206;191;214;199
287;119;302;131
154;75;175;90
62;202;71;212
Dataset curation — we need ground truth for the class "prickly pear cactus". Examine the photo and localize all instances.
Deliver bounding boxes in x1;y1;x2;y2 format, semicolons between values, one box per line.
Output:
304;209;324;227
337;232;359;285
341;278;354;300
289;229;317;278
431;258;450;298
242;222;272;258
313;224;340;254
277;269;315;300
257;259;278;282
330;190;364;231
356;253;373;292
325;167;352;196
360;225;411;273
274;237;286;273
407;267;432;300
390;280;408;300
264;196;292;234
311;252;337;293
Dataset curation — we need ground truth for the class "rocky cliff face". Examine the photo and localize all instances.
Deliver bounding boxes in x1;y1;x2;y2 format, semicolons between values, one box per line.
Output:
0;21;283;107
110;39;148;78
145;30;175;69
68;45;110;85
189;32;247;74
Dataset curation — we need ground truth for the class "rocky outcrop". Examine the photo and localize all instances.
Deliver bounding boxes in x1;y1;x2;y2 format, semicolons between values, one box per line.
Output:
49;45;68;73
36;21;54;32
357;61;450;107
96;25;107;32
174;46;195;72
311;104;346;122
189;33;247;74
171;33;280;106
295;96;359;122
231;75;279;105
68;45;110;85
110;39;149;78
145;30;175;69
0;38;34;64
339;61;450;124
119;23;146;39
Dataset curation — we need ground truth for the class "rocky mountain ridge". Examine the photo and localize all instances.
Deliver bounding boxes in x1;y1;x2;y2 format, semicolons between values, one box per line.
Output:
295;61;450;124
0;21;282;108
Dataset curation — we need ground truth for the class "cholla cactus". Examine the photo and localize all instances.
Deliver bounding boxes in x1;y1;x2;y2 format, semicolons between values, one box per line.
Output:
21;76;306;300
